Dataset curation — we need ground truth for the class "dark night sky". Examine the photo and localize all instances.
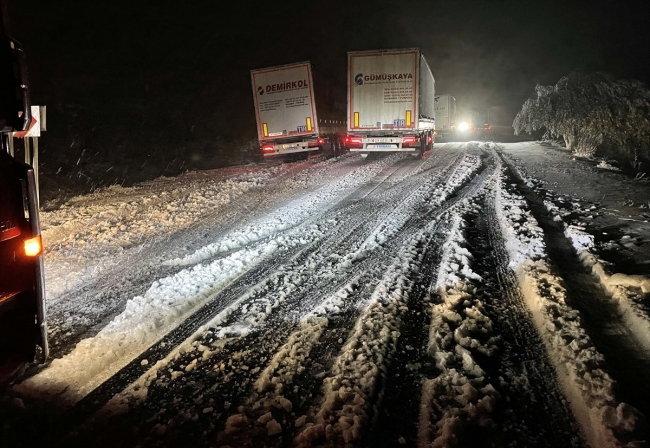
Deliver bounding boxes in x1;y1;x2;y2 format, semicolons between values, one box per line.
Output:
6;0;650;190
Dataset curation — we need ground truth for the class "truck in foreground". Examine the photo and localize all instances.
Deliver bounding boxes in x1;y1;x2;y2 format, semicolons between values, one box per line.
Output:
344;48;436;156
0;1;48;385
251;62;346;159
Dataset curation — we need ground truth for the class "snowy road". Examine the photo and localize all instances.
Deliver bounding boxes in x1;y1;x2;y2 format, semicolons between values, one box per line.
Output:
1;143;648;448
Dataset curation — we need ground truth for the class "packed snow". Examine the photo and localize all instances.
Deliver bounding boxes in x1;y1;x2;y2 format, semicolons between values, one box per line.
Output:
5;144;649;448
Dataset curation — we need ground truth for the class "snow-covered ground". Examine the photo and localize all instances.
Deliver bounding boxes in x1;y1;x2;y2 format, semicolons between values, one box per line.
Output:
2;142;649;448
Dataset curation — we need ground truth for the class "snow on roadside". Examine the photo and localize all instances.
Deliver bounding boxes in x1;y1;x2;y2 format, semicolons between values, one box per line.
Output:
495;169;646;448
504;150;650;355
418;209;503;447
165;154;407;267
596;160;622;172
565;220;650;351
41;173;270;300
15;222;328;405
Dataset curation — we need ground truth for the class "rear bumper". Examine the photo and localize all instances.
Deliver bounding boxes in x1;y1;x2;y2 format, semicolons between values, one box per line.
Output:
349;147;418;152
346;133;429;151
261;139;321;156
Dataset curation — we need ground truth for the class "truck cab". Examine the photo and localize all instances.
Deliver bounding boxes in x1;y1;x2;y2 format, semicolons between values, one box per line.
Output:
0;150;47;383
0;4;48;385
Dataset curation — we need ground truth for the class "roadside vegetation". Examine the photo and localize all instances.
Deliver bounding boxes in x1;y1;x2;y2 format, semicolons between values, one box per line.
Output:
513;72;650;176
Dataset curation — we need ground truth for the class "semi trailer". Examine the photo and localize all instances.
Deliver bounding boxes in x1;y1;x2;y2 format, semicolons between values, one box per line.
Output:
344;48;436;156
251;62;346;158
434;94;457;139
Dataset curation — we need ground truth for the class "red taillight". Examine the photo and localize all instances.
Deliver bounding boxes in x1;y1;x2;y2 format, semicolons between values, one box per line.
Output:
317;138;325;145
402;136;418;147
261;144;275;153
344;135;363;147
24;235;42;257
427;135;432;144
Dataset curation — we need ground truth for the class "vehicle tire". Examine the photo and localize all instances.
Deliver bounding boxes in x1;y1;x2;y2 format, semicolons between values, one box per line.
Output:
419;135;426;158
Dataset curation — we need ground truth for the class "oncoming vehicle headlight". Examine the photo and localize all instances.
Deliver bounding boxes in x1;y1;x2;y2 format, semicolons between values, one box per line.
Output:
458;122;469;131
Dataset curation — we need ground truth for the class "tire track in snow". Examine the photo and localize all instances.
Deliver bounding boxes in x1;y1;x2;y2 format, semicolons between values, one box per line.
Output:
291;221;440;447
40;155;379;363
285;154;489;447
64;150;470;444
495;151;650;444
493;155;646;448
11;154;439;446
416;188;580;448
366;149;504;448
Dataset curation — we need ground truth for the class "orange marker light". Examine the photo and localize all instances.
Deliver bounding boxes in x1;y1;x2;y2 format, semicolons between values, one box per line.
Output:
24;236;42;257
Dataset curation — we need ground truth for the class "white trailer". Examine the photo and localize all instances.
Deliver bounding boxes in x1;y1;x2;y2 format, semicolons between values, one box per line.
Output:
345;48;435;155
251;62;345;158
434;94;457;138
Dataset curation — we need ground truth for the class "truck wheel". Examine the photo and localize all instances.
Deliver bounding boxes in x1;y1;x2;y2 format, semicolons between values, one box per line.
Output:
419;135;427;158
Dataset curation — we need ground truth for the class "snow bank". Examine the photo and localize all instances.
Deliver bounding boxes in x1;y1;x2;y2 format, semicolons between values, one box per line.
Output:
495;170;646;448
563;225;650;352
511;152;650;359
42;173;268;300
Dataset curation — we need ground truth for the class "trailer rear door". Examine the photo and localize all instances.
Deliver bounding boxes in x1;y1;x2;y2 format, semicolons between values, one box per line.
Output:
251;62;319;141
348;49;419;133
